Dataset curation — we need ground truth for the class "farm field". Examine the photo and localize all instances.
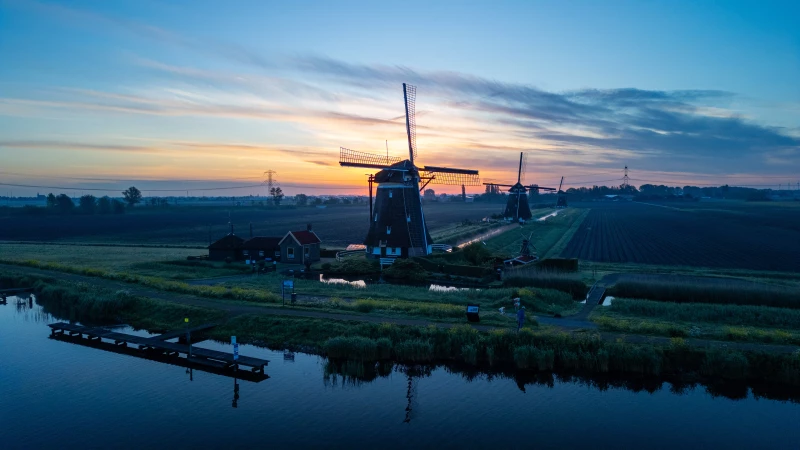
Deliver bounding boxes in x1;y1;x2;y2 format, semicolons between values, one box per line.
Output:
0;202;505;248
483;208;587;258
560;202;800;272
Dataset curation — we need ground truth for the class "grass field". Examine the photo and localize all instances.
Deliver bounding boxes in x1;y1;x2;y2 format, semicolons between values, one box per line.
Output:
483;208;587;258
0;202;505;248
592;298;800;346
561;201;800;271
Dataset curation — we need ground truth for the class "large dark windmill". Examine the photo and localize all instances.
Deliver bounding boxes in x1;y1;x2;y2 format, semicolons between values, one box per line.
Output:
339;83;481;259
484;152;556;223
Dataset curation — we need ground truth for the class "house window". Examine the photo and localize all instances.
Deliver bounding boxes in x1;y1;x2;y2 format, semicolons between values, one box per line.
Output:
374;213;378;222
389;190;393;198
304;246;310;256
287;247;295;259
386;226;391;235
258;251;264;257
406;214;411;222
274;251;281;257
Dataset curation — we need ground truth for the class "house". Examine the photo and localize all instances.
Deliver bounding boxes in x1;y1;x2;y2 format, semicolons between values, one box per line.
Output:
240;236;282;262
208;234;244;261
279;224;321;266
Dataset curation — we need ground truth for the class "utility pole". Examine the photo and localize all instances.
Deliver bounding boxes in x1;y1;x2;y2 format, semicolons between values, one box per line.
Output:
623;165;630;189
263;170;276;198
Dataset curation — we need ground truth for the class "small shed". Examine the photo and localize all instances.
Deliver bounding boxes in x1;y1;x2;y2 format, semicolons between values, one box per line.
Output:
209;234;244;261
279;225;321;266
241;237;282;262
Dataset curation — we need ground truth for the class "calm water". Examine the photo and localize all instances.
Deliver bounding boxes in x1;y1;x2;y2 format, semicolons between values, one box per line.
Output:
2;297;799;449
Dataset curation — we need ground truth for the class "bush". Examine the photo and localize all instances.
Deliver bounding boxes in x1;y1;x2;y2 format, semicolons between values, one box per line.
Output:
462;242;492;266
326;258;380;275
504;270;588;299
383;259;428;282
610;279;800;309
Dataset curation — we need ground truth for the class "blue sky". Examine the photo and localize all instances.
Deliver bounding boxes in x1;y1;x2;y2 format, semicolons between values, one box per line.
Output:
1;0;799;196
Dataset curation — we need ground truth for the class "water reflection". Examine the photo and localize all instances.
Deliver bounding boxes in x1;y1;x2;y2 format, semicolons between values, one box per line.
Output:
322;358;800;404
319;274;367;288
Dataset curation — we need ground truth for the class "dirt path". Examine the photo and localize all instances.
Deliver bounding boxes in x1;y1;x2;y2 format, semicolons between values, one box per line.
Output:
3;263;799;354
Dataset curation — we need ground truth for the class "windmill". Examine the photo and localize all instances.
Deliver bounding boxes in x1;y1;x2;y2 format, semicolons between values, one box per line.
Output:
556;176;568;208
503;232;539;266
339;83;481;259
484;152;556;223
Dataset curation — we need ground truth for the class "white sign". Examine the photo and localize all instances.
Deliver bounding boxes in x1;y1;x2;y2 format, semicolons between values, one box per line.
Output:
232;336;239;360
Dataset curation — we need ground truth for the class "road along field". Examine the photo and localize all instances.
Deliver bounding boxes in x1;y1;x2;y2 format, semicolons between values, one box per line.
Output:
0;202;503;248
560;202;800;272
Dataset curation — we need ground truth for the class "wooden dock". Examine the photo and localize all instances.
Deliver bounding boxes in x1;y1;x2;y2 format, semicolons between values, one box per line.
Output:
48;322;269;376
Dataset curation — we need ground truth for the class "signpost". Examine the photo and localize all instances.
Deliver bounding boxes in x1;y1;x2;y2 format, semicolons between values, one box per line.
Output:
232;336;239;361
282;280;294;306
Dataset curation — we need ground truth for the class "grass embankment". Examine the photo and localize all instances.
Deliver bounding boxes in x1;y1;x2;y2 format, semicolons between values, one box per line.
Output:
220;314;800;386
7;273;800;387
593;298;800;346
0;243;247;279
2;259;281;304
1;272;224;331
233;273;582;316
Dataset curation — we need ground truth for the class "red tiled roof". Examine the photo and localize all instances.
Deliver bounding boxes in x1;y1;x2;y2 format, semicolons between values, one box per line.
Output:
289;230;321;245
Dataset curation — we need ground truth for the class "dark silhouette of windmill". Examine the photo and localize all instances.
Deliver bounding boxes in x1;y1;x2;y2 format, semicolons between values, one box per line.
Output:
556;176;568;208
484;152;555;223
339;83;481;258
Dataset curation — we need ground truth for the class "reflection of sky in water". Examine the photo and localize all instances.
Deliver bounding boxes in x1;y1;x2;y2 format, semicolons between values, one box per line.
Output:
319;274;367;288
2;296;800;449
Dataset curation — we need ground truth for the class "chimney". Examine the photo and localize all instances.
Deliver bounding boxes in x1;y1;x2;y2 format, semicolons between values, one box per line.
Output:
249;222;253;238
307;223;312;232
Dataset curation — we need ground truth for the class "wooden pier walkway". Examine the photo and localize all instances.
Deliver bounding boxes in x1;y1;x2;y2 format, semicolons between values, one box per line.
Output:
48;322;269;374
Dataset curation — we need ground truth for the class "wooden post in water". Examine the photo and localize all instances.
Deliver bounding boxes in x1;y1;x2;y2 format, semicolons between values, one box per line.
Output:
185;317;191;358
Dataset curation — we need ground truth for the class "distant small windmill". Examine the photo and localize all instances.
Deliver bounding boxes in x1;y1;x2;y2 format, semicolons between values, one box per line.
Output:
556;176;568;208
484;152;556;222
339;83;481;258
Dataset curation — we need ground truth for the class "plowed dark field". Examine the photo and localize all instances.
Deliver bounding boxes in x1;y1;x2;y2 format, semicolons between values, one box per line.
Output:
0;202;503;248
560;202;800;271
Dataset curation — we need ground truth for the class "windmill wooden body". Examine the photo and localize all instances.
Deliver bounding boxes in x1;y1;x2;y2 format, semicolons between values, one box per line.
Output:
484;152;556;223
339;84;480;259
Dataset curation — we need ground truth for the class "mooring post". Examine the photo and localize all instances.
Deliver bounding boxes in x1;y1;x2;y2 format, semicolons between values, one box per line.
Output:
185;317;192;358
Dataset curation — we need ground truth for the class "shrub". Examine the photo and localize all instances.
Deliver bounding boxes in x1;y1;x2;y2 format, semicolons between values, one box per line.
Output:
383;259;428;282
703;349;749;380
323;336;378;361
610;279;800;309
504;270;588;299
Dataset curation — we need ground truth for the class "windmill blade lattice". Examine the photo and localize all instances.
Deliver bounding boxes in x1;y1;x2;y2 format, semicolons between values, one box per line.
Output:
403;83;417;162
340;147;402;169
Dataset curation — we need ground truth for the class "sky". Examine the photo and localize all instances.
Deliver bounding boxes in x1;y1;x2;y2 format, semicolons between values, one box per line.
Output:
1;0;799;197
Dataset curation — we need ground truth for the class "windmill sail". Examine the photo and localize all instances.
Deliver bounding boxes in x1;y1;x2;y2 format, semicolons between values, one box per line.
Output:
403;83;417;163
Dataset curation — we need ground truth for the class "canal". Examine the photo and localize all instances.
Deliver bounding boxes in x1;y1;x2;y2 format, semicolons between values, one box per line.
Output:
1;297;799;449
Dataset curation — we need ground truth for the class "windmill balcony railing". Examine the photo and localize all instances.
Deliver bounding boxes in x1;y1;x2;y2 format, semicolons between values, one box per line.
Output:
335;249;366;262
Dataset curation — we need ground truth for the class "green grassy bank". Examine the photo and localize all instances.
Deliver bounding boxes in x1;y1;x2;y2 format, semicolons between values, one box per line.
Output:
6;273;800;389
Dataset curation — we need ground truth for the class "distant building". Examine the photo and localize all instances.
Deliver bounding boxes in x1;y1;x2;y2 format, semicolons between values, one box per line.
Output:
279;224;321;266
240;236;282;262
208;234;244;261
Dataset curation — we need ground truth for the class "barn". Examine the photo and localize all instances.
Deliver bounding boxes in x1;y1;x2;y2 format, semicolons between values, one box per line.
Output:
240;236;282;262
279;225;321;266
208;234;244;261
